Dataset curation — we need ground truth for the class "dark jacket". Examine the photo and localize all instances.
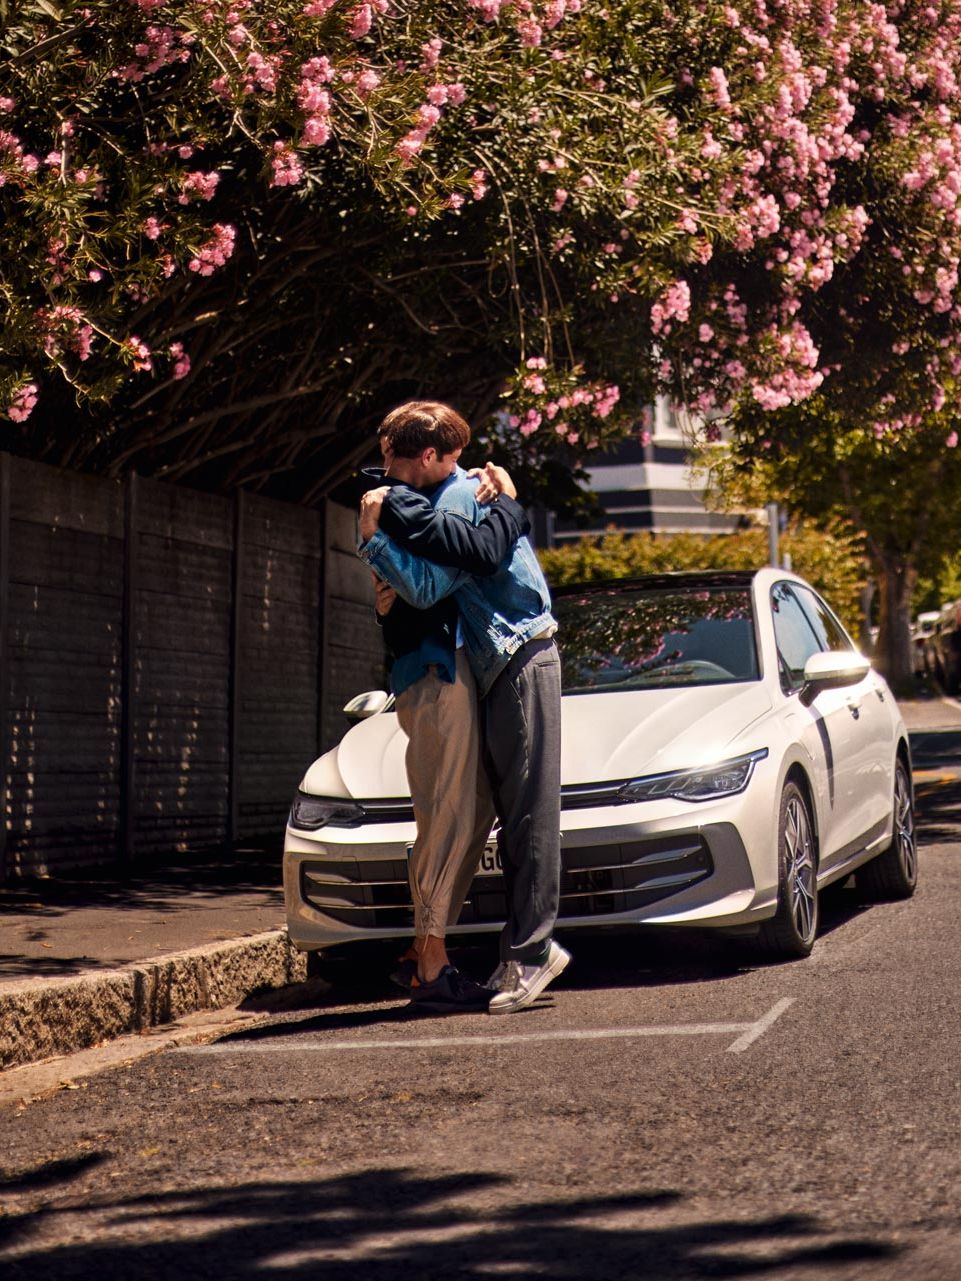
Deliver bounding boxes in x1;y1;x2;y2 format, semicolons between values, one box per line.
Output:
361;468;530;693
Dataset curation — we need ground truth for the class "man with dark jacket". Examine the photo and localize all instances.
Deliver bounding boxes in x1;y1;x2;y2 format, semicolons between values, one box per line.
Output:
360;402;569;1016
362;401;531;1013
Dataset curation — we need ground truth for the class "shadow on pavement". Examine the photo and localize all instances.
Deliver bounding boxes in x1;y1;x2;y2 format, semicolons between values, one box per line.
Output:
0;844;283;918
0;1150;110;1195
908;728;961;772
914;775;961;846
0;1165;903;1280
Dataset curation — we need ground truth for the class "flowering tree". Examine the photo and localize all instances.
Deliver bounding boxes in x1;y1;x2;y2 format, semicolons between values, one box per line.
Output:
3;0;961;516
1;0;726;487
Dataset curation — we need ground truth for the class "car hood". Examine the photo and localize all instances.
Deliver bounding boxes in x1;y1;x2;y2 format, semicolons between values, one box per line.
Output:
557;683;773;782
304;681;774;799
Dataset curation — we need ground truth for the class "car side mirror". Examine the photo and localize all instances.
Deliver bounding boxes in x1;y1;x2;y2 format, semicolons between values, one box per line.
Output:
343;690;392;721
799;651;871;706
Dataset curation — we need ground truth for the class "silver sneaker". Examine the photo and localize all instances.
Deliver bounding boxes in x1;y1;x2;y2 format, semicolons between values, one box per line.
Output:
486;961;509;991
488;941;571;1014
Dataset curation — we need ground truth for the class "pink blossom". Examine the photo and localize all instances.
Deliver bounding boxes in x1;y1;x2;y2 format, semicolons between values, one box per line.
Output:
6;382;38;423
123;336;153;373
947;432;959;447
469;0;505;19
708;66;732;111
421;38;443;69
270;142;304;188
301;117;331;146
592;384;620;418
178;170;220;204
168;342;191;380
651;279;692;334
395;136;423;165
298;80;331;113
417;104;442;130
350;4;373;38
300;56;334;84
552;187;568;212
188;223;236;276
356;69;381;97
303;0;337;13
518;17;543;47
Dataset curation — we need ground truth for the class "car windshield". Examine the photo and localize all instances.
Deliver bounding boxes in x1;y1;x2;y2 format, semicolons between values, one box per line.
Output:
554;585;760;694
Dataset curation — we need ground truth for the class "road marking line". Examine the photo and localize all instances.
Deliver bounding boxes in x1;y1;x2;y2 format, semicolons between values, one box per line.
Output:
178;999;794;1056
726;997;795;1053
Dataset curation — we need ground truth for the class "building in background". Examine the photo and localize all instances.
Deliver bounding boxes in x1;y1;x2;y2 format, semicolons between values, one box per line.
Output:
546;397;742;545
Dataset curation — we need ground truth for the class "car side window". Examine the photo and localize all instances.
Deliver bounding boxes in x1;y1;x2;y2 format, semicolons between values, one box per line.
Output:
771;583;822;693
793;585;854;652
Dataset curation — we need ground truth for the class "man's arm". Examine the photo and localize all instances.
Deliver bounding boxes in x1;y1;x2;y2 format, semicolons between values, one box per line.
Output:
379;470;530;576
360;529;466;609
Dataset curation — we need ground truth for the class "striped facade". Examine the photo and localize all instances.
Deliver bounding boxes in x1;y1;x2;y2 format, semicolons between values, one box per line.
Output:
549;399;741;544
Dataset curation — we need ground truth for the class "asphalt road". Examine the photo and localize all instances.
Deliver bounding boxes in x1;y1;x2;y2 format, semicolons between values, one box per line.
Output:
2;740;961;1280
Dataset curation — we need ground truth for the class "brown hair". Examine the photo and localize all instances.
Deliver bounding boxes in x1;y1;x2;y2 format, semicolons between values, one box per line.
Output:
377;401;471;459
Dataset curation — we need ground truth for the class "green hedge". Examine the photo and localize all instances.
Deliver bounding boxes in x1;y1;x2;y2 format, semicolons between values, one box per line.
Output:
539;525;868;638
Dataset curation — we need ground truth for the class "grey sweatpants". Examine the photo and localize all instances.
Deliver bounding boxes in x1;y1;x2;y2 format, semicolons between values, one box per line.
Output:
482;638;562;965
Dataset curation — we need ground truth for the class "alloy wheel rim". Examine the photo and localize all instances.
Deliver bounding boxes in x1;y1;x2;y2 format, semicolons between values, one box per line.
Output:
785;796;817;943
895;767;917;883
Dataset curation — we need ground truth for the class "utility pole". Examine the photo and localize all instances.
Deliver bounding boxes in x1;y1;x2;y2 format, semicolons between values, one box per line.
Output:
766;502;780;567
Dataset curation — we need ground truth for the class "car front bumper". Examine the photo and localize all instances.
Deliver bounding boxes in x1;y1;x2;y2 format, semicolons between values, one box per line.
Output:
283;790;779;953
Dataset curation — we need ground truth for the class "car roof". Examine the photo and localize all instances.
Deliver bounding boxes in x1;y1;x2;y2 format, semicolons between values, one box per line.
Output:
550;569;760;598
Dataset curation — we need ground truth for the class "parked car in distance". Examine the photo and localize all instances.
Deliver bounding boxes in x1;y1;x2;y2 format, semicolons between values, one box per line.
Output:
284;568;917;965
929;599;961;694
912;610;941;676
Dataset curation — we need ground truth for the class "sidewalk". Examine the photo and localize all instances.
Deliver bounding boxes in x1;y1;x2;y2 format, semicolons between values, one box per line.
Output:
0;847;306;1071
3;692;960;1075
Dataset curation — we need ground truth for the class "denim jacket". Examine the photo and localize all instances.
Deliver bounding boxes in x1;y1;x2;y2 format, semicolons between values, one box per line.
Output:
361;467;528;697
359;467;555;697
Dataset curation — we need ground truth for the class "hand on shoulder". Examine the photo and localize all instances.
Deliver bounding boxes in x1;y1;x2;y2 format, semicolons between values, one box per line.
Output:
467;461;517;504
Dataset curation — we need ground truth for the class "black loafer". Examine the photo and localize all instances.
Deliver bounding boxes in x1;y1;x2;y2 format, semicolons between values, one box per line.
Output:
408;965;493;1014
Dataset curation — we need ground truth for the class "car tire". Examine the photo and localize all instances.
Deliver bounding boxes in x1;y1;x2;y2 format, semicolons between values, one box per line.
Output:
855;758;917;901
756;780;819;960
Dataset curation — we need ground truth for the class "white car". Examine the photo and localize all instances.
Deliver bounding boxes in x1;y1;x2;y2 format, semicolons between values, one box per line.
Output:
284;568;917;962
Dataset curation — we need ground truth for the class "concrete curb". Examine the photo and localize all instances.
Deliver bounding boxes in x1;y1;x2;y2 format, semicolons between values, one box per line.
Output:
0;930;307;1071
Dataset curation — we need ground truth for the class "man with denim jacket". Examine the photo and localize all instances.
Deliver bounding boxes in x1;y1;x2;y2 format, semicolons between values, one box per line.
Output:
360;403;570;1014
361;405;531;1013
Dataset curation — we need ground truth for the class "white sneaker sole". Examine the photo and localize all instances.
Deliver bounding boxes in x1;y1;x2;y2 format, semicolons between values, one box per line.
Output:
488;944;571;1015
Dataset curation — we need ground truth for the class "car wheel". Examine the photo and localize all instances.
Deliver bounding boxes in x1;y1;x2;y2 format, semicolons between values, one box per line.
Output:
855;758;918;901
756;781;819;960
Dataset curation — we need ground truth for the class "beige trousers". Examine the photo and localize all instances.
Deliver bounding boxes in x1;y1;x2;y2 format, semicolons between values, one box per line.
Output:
394;649;496;939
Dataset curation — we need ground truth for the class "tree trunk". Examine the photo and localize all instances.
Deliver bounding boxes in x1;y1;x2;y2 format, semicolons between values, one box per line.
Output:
874;553;918;696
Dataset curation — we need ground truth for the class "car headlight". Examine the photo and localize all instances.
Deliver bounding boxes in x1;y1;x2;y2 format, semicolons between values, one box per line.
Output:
288;793;364;830
617;749;768;804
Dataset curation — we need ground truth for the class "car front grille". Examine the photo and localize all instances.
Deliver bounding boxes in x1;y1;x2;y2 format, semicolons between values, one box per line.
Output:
301;834;713;930
318;782;643;828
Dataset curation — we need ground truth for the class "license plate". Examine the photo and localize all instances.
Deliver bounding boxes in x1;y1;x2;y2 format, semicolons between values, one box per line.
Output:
404;840;503;875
